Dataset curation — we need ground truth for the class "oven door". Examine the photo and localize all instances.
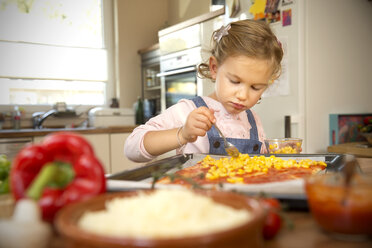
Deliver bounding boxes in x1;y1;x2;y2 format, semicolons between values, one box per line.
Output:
158;66;197;111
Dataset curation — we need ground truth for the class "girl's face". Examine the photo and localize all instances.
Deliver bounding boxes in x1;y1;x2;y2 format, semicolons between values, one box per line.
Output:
209;55;273;115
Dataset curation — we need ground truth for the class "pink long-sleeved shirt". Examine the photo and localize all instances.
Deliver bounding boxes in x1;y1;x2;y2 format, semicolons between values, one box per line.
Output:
124;96;267;162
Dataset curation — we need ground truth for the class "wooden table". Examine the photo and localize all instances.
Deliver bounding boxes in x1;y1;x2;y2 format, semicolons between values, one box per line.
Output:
49;157;372;248
4;158;371;248
50;210;372;248
265;211;371;248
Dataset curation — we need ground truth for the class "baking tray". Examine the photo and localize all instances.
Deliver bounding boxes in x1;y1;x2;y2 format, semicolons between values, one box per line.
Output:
106;153;348;210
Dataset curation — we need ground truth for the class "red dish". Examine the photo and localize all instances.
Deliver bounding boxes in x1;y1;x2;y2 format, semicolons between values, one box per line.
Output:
305;172;372;237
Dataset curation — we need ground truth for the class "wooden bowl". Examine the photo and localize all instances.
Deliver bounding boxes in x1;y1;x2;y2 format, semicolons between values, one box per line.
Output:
55;190;266;248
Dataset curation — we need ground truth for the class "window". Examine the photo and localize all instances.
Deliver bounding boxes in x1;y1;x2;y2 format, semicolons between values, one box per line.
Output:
0;0;114;106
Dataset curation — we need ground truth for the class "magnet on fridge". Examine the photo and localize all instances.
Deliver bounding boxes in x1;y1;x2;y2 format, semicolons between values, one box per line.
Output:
282;9;292;27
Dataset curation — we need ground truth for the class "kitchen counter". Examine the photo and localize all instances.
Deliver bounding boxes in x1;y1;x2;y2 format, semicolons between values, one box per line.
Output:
327;142;372;158
0;126;137;138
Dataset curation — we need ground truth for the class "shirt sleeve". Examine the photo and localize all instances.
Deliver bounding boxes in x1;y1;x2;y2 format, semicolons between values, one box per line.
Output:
124;100;196;162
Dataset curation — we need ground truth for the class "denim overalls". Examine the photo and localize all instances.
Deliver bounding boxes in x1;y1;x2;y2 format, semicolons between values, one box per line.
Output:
191;97;262;155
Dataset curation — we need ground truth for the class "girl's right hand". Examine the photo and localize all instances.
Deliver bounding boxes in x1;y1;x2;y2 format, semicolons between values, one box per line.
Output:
181;107;216;143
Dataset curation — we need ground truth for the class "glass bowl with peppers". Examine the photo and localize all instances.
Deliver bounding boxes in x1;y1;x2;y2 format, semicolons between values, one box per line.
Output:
265;138;303;154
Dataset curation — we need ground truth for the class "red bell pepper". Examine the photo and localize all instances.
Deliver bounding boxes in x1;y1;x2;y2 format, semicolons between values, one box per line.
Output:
10;132;106;222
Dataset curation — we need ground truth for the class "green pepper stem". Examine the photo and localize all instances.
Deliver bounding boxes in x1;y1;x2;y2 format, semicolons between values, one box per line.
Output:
26;163;58;200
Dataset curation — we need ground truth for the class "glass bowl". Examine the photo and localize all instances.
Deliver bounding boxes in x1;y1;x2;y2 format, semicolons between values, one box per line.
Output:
265;138;303;154
305;172;372;239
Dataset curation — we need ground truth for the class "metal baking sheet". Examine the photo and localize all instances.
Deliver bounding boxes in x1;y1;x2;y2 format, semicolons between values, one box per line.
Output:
107;153;346;201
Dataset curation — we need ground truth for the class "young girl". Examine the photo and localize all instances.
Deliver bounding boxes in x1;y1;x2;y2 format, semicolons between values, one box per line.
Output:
125;19;283;162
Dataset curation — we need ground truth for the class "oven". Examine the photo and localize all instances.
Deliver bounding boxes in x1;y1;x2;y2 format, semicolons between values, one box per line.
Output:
0;138;33;161
157;46;203;112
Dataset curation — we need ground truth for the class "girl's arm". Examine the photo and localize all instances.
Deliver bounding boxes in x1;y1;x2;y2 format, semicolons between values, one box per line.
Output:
144;107;216;156
143;128;184;156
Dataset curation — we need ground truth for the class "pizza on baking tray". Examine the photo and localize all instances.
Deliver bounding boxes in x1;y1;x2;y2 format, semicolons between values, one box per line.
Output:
158;154;327;185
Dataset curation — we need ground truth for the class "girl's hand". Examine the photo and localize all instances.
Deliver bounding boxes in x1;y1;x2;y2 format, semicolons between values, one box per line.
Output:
181;107;216;143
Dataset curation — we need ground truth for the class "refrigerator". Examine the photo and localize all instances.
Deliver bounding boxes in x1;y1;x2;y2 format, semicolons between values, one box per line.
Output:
218;0;372;153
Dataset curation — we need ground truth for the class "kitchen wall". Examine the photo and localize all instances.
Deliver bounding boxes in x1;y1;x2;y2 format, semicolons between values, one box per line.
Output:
116;0;210;109
167;0;210;25
115;0;168;109
305;0;372;152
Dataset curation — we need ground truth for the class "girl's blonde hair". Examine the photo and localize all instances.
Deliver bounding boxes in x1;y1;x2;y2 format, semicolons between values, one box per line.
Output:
197;19;283;81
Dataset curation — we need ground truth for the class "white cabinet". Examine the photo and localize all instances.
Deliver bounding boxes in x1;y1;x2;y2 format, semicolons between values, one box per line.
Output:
110;133;143;174
83;134;110;174
33;134;111;174
110;133;177;174
32;131;177;175
32;136;44;144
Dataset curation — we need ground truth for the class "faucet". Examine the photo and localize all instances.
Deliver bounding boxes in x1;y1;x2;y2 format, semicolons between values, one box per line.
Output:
32;109;58;129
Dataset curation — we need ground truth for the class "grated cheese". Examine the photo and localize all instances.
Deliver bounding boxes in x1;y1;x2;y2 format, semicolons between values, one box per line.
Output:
78;189;251;239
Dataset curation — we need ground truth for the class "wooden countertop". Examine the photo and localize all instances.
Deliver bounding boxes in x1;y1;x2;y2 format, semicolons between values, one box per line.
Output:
264;211;372;248
328;142;372;158
0;126;137;138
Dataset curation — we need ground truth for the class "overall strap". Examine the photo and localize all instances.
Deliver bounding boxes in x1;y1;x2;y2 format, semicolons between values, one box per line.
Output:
245;109;259;140
191;96;207;108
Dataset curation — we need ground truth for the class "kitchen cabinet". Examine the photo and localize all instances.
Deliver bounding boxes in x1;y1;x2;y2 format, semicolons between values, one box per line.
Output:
0;137;33;162
82;134;111;173
110;133;177;174
25;129;176;174
33;134;111;174
110;133;141;173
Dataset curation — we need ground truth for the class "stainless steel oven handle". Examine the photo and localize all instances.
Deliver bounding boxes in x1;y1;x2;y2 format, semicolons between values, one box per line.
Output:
156;66;196;77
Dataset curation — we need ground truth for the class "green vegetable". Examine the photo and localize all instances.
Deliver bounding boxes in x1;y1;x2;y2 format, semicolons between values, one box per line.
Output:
0;154;11;194
0;177;9;194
